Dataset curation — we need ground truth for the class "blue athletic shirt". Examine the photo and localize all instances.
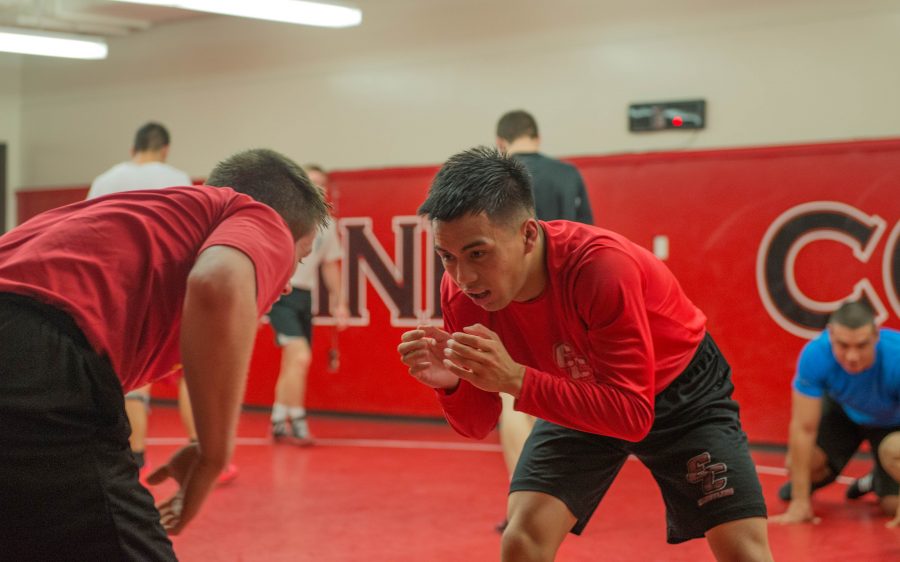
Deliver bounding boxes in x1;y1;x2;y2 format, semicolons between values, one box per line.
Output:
793;328;900;427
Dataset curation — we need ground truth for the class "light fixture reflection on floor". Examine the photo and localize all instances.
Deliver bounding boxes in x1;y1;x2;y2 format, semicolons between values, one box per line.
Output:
111;0;363;28
0;27;108;59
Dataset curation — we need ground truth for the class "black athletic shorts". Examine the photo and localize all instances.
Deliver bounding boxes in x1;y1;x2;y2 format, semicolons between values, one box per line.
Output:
510;333;767;544
0;293;176;561
817;396;900;498
268;288;313;345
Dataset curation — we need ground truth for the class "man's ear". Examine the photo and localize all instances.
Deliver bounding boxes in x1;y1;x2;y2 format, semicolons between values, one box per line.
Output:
496;137;508;153
522;218;539;253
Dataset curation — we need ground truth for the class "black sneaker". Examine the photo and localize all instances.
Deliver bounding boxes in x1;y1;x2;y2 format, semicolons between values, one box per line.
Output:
290;416;313;444
846;472;874;500
272;419;290;441
778;476;835;501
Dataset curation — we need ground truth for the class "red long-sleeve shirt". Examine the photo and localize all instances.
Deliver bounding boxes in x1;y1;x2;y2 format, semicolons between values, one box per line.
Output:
437;221;706;441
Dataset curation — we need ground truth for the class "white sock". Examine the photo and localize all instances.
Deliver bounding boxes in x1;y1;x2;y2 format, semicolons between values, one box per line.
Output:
289;406;307;420
858;472;874;492
271;403;288;422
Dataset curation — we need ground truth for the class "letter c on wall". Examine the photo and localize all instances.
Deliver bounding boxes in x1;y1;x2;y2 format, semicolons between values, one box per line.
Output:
756;201;888;339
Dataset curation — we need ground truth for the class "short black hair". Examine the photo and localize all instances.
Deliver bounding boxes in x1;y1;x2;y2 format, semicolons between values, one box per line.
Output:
496;110;539;143
829;300;877;330
133;122;171;153
418;146;534;225
207;148;331;240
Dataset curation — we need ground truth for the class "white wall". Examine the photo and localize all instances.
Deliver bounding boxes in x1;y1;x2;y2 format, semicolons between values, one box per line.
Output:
0;53;21;231
13;0;900;197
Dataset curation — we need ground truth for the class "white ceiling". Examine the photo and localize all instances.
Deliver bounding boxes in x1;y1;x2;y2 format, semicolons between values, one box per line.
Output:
1;0;898;40
0;0;205;36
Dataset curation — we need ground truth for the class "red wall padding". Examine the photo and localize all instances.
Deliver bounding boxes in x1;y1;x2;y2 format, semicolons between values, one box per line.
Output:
16;187;89;224
569;140;900;444
15;139;900;444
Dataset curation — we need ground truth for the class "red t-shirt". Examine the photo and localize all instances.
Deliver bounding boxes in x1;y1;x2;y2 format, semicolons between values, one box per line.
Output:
0;185;295;391
438;220;706;441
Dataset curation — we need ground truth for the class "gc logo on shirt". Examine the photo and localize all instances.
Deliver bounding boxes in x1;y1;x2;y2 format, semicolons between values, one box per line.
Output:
553;343;593;380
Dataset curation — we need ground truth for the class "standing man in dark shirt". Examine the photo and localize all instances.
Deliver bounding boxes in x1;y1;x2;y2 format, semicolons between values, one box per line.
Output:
496;110;593;224
492;110;595;530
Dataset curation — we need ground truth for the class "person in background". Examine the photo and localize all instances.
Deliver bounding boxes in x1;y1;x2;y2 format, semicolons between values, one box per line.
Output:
773;300;900;528
269;164;349;443
495;110;593;224
88;121;191;198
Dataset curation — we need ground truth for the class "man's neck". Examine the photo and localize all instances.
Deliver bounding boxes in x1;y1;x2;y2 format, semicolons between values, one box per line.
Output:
132;150;165;165
505;137;540;155
516;224;548;302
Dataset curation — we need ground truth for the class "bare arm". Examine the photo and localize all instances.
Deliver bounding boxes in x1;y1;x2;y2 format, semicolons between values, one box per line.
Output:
152;245;259;534
774;391;823;524
321;259;349;327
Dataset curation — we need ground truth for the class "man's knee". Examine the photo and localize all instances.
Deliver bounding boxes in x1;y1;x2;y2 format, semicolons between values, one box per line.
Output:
124;390;150;410
706;518;772;562
282;338;312;366
501;492;574;562
500;523;554;562
877;432;900;470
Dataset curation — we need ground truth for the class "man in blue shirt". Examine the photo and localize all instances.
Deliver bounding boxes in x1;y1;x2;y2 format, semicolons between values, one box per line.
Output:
774;301;900;527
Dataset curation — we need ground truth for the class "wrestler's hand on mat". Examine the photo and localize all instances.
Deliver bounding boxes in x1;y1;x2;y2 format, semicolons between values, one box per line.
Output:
147;442;221;535
442;323;526;397
771;499;821;525
398;325;460;390
888;506;900;528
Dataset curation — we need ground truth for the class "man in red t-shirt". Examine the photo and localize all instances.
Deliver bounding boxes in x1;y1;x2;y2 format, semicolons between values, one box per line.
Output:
398;147;772;561
0;149;329;560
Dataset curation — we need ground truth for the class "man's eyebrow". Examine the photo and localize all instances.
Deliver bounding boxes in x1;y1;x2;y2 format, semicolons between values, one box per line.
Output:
434;240;488;253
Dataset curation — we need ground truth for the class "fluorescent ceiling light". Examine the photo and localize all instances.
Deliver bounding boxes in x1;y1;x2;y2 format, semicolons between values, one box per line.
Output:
111;0;362;28
0;27;108;59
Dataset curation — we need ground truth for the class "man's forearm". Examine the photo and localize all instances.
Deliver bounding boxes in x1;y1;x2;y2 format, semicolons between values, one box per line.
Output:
787;424;817;501
321;260;345;309
180;248;259;468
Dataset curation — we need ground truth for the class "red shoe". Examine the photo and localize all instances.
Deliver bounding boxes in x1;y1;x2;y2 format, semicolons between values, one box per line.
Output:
216;464;239;486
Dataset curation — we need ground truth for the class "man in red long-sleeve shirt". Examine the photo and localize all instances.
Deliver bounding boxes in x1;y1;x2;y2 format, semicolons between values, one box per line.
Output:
398;147;772;561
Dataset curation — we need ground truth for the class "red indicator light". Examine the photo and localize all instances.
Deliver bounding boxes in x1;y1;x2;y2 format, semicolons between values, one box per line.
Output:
672;115;684;127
